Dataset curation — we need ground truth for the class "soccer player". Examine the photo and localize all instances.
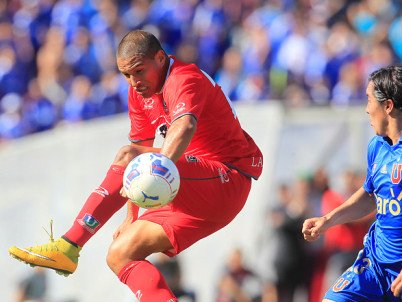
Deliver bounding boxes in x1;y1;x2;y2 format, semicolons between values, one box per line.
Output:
9;30;263;302
302;65;402;301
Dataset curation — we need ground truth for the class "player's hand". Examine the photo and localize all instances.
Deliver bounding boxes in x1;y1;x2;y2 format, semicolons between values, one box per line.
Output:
113;219;131;239
302;216;327;241
120;186;127;198
391;269;402;299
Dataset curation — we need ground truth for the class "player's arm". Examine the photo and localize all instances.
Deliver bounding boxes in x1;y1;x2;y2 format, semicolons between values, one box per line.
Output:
114;139;158;239
302;187;375;241
321;187;375;226
160;114;197;163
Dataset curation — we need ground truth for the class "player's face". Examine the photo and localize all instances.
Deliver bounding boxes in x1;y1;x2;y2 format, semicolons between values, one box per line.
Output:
117;50;167;98
365;81;389;136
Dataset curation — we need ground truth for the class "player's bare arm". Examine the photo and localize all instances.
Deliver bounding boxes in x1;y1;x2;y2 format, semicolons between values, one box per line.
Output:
117;140;159;198
115;139;159;239
160;114;197;163
115;115;195;238
302;187;375;241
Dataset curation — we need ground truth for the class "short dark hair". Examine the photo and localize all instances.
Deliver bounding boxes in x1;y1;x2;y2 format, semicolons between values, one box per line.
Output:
369;65;402;110
117;30;165;60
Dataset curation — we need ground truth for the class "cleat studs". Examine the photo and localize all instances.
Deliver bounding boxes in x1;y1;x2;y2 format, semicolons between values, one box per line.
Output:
56;270;69;277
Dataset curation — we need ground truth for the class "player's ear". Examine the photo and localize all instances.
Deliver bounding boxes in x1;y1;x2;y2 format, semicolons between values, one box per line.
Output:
385;99;394;113
155;50;165;65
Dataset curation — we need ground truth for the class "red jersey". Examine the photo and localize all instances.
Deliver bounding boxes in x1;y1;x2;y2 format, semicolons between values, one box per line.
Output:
128;56;263;179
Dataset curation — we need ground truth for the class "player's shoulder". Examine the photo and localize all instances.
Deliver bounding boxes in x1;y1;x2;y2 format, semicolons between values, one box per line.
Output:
166;57;218;97
367;135;388;159
170;57;203;78
368;135;384;148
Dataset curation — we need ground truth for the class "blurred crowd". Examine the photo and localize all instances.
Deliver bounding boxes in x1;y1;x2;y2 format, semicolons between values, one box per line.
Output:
0;0;402;141
213;168;373;302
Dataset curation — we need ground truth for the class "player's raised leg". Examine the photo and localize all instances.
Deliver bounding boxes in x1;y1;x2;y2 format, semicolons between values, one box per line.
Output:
9;144;156;276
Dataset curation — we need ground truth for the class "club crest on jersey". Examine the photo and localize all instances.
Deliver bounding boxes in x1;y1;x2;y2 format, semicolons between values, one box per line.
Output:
391;164;402;184
143;98;154;109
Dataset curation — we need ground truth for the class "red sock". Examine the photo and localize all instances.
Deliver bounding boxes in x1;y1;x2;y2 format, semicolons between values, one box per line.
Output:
118;260;177;302
64;165;139;247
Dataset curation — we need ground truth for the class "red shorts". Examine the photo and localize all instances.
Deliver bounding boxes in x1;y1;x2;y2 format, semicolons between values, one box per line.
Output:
138;156;252;256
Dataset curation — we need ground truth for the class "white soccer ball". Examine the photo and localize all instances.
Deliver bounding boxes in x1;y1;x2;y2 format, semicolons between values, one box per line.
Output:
123;152;180;208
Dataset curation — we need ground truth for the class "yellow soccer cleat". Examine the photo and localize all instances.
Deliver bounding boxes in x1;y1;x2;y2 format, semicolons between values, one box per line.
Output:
9;237;81;276
9;221;81;276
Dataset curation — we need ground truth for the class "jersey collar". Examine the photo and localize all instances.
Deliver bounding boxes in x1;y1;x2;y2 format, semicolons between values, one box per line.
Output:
379;136;402;149
158;56;174;94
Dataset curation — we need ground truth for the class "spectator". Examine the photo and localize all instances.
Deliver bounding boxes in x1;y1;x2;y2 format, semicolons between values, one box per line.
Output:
216;247;263;302
259;183;308;302
0;92;25;139
15;267;47;302
215;46;243;100
23;78;57;133
62;75;97;122
154;253;197;302
90;70;125;117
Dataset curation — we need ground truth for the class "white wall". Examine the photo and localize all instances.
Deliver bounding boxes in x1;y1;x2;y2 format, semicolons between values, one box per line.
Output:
0;103;371;302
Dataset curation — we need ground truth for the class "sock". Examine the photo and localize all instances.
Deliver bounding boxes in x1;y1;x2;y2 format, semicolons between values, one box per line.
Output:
64;165;131;247
118;260;177;302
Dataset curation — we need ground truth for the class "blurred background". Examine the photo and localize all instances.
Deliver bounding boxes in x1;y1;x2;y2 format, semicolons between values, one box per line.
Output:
0;0;399;301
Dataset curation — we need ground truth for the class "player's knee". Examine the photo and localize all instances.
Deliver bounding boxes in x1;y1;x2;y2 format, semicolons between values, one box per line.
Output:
106;246;117;273
106;229;146;274
106;221;172;274
106;240;137;275
113;145;142;166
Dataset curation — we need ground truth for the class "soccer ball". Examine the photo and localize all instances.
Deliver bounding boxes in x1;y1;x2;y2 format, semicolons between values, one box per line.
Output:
123;152;180;208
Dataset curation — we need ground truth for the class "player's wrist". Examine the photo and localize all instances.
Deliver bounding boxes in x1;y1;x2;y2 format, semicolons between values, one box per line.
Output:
321;215;331;228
